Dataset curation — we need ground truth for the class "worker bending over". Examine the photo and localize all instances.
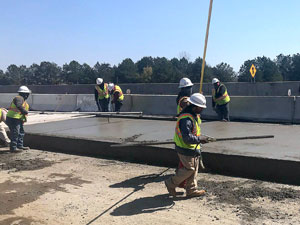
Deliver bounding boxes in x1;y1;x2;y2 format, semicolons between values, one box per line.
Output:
95;78;110;112
212;78;230;121
6;86;31;152
108;83;124;112
165;93;209;198
0;108;11;146
176;77;193;115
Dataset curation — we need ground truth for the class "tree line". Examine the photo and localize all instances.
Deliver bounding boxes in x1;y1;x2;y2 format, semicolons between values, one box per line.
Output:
0;53;299;85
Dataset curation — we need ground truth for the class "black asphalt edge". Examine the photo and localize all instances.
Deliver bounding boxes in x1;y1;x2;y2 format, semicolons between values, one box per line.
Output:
24;133;300;185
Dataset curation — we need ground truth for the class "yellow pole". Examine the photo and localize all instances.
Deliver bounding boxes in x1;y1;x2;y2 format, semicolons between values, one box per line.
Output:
199;0;213;93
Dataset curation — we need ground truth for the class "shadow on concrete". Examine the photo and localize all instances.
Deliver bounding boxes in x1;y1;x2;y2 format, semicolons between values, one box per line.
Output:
110;173;170;191
110;194;175;216
0;216;35;225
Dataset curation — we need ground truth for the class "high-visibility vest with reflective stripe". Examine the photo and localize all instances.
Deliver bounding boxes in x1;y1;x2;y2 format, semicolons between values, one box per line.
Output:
174;113;201;150
95;83;109;100
212;84;230;105
177;96;188;114
0;108;2;121
113;85;124;101
7;96;29;122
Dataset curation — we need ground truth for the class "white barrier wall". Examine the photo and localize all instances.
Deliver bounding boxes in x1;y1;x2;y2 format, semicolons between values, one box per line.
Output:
0;94;299;123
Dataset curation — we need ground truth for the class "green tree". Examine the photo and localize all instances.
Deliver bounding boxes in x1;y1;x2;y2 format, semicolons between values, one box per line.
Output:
0;69;10;85
79;63;94;84
212;63;236;82
115;58;138;83
93;62;114;83
187;57;213;83
238;57;282;82
62;61;83;84
151;57;174;83
290;54;300;81
275;54;293;81
5;64;28;85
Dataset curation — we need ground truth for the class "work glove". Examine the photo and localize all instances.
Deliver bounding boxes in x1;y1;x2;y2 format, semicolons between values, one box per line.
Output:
195;148;202;157
199;136;210;144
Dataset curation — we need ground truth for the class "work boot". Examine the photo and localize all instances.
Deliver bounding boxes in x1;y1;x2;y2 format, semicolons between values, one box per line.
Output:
17;146;30;150
10;148;22;153
186;189;206;198
164;180;176;197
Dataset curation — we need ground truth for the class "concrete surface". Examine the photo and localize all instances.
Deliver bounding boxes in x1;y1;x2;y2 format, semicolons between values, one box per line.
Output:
19;116;300;184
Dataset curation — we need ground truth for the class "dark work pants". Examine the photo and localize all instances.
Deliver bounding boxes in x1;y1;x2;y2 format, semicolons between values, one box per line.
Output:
114;101;123;112
98;98;109;112
216;103;230;121
6;117;25;150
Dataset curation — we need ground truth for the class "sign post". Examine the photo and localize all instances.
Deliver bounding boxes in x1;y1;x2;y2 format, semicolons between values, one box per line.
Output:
250;64;256;83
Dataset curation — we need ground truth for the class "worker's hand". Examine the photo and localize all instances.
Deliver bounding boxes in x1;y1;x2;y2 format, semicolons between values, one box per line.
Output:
199;136;210;144
195;149;201;157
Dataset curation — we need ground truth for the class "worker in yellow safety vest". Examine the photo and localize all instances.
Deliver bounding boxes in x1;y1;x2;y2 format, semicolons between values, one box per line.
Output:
165;93;209;198
6;86;31;152
108;83;124;112
176;77;193;115
0;108;11;146
94;78;109;112
212;78;230;121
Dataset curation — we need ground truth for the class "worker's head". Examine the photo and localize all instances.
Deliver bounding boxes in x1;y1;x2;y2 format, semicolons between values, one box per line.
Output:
96;78;103;85
179;77;193;89
212;78;220;88
187;93;206;114
18;86;31;100
179;77;193;96
108;83;115;92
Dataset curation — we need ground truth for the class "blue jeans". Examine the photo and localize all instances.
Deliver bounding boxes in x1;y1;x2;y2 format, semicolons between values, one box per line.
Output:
6;117;25;150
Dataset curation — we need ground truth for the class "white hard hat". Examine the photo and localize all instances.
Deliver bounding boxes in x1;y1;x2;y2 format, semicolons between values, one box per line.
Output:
187;93;206;108
179;77;193;88
18;86;31;93
212;78;220;84
108;83;114;91
96;78;103;85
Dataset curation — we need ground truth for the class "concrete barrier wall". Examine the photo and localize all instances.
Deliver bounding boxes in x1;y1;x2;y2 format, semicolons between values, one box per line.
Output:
1;81;300;96
0;94;299;123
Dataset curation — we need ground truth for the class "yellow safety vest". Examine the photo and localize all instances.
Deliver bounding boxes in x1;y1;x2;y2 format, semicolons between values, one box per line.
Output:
95;83;109;100
174;113;201;150
212;84;230;105
113;85;124;101
7;96;29;122
177;96;188;114
0;108;2;121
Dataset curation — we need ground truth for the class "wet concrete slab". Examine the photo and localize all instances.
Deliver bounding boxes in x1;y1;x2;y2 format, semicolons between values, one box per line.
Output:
22;116;300;184
24;117;300;162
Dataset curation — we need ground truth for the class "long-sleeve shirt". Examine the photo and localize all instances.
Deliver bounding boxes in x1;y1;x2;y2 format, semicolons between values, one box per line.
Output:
13;96;28;115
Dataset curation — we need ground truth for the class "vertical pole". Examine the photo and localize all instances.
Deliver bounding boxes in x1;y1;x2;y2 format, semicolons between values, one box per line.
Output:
199;0;214;93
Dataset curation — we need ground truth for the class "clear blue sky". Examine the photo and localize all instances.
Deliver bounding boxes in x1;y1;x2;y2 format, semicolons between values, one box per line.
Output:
1;0;299;72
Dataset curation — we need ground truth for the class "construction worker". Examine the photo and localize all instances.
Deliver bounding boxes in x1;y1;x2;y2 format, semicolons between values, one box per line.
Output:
94;78;109;112
0;108;11;146
165;93;209;198
176;77;193;115
108;83;124;112
212;78;230;121
6;86;31;152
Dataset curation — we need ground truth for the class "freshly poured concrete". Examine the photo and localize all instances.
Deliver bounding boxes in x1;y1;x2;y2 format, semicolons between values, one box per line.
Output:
24;117;299;161
22;116;300;184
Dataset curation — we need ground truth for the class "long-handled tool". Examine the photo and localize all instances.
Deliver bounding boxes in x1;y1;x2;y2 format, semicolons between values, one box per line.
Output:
110;135;274;148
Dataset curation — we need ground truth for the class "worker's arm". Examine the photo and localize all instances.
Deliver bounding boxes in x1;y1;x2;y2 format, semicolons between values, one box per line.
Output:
215;85;226;101
13;96;28;115
94;89;99;102
179;118;209;144
111;91;120;103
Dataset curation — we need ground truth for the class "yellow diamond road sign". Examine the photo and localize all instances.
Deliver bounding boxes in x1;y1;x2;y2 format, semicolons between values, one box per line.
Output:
250;64;256;78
